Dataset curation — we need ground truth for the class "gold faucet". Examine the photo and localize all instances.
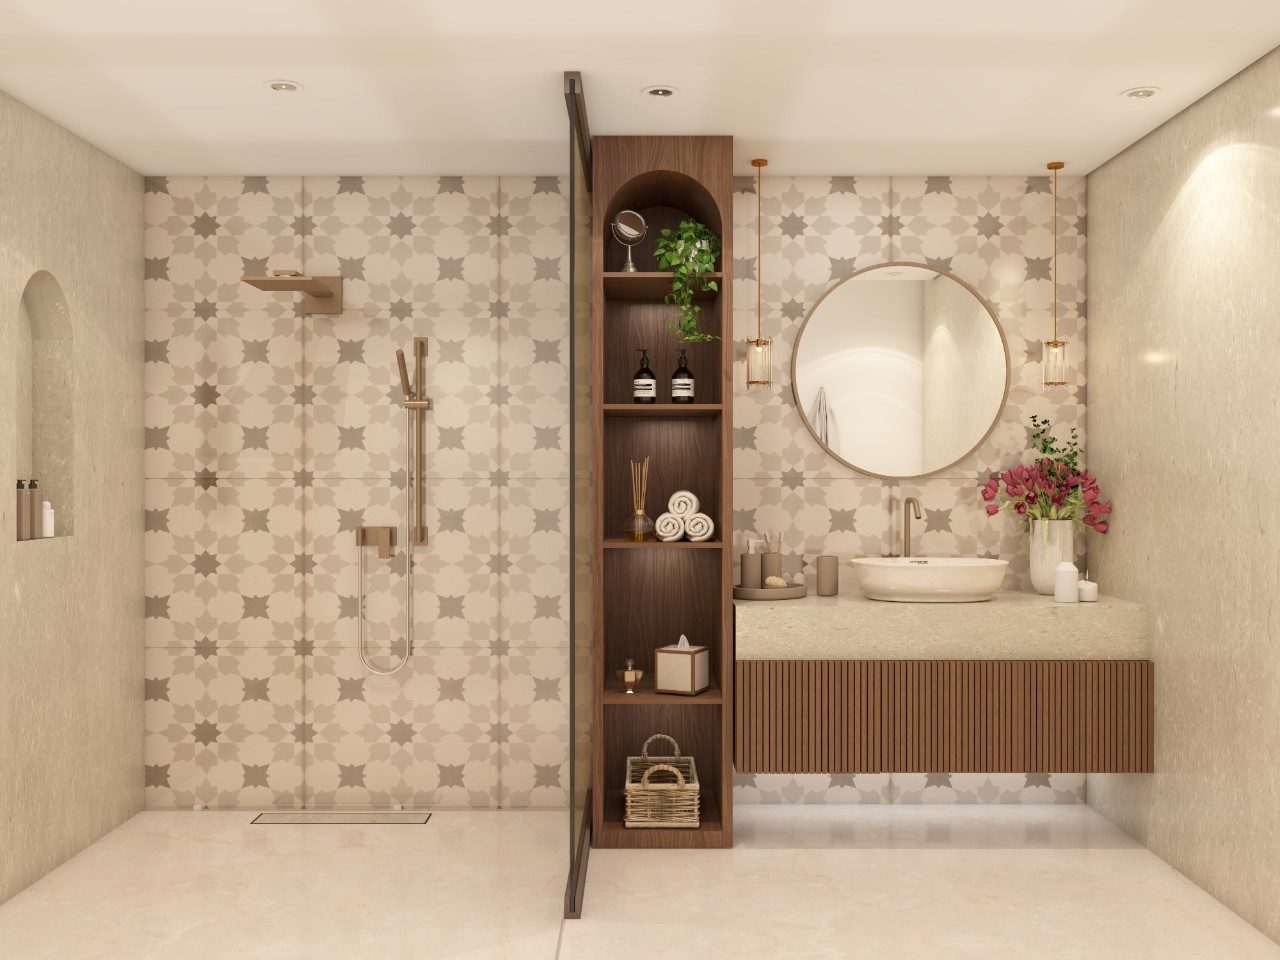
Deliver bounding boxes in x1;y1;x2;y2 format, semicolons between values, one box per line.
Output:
902;497;922;558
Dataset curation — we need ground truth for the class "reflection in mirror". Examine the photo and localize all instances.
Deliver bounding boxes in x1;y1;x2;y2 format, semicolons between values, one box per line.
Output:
793;264;1008;479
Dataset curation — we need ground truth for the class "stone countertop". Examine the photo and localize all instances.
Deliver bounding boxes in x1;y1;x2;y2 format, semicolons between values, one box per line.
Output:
733;590;1149;660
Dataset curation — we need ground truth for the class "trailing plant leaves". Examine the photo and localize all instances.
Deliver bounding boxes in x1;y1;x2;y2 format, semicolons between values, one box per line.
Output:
654;220;721;343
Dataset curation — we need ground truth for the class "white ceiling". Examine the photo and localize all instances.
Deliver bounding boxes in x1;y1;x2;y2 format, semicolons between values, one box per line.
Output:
0;0;1277;177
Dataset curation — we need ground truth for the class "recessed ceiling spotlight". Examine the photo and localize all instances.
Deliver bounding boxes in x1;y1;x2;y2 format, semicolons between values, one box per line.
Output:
266;79;302;93
642;85;677;98
1121;86;1160;100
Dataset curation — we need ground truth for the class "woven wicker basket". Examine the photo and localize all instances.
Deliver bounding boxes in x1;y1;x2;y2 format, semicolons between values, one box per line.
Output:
624;734;700;829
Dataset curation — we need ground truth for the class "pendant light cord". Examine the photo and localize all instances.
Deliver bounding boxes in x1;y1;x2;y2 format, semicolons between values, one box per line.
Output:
1052;165;1058;342
756;161;763;341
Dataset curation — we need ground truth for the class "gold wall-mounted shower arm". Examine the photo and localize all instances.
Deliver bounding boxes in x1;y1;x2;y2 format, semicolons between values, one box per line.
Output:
242;269;343;315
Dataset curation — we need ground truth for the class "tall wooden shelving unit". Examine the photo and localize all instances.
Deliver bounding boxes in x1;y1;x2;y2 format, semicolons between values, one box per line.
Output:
590;136;734;849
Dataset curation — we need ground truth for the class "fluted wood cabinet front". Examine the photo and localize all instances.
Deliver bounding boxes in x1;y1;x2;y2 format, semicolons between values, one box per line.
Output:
734;660;1153;773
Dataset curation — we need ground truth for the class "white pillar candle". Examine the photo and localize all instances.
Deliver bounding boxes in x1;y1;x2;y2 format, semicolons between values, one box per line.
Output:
1054;561;1079;603
1078;580;1099;602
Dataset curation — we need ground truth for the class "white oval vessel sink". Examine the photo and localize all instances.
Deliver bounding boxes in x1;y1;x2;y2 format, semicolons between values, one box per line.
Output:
851;557;1009;603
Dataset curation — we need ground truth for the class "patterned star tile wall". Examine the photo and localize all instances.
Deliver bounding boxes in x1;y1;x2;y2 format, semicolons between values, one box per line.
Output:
144;176;569;810
732;176;1088;803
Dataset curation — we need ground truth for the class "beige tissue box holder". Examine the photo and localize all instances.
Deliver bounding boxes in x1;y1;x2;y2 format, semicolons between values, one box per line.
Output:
653;641;711;695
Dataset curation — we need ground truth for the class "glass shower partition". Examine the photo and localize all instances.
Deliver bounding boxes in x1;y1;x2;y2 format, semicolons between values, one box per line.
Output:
564;71;593;918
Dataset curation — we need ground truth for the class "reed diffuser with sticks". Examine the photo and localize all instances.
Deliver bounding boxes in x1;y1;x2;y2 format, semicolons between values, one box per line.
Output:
623;457;655;542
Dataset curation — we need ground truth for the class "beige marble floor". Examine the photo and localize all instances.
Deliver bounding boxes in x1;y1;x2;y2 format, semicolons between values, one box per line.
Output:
1;806;1276;959
0;810;566;960
563;806;1280;959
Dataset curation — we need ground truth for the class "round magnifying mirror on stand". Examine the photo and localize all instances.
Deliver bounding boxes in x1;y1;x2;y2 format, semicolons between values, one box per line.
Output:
611;210;647;273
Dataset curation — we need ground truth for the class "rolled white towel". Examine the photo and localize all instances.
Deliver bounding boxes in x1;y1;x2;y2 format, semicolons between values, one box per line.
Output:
667;490;699;517
684;513;715;542
654;512;685;542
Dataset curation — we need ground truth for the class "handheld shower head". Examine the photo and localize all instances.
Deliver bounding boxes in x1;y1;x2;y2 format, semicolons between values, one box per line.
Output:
395;349;414;401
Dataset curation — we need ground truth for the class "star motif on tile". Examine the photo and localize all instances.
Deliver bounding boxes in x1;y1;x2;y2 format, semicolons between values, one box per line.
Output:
292;553;314;576
194;637;218;659
1074;214;1087;237
241;595;270;619
533;176;561;194
144;339;169;364
733;256;756;282
434;507;465;532
330;507;362;532
191;381;220;408
389;299;413;320
1026;175;1051;195
292;721;314;744
1024;256;1052;281
487;214;509;236
338;256;365;280
924;772;952;788
241;677;272;703
532;675;562;702
145;426;170;450
293;214;313;237
780;468;804;491
487;721;510;743
828;775;862;788
386;213;416;238
240;338;271;363
241;508;270;533
191;213;220;238
532;256;561;281
828;176;858;194
437;426;466;450
144;176;169;195
437;763;467;788
973;212;1004;238
733;507;756;532
777;212;807;239
194;469;218;490
144;256;169;281
879;214;901;236
144;508;169;533
925;256;953;273
292;383;314;406
335;338;364;364
241;426;270;450
533;763;562;789
490;298;509;319
532;594;561;620
191;550;219;577
531;338;560;364
782;299;806;320
489;637;509;656
437;176;466;194
332;175;366;196
733;176;756;195
241;763;271;788
827;508;859;532
435;338;466;363
242;259;274;284
488;384;511;406
827;257;858;280
337;676;366;702
144;763;170;788
387;719;416;746
191;719;221;745
241;175;269;194
733;425;758;449
925;176;953;195
436;256;465;281
437;594;465;619
338;594;360;619
437;676;466;701
482;553;508;576
337;424;366;450
144;676;170;701
194;299;218;320
533;425;561;450
294;636;313;657
338;763;366;788
145;595;170;619
1025;773;1053;788
923;507;953;534
533;508;560;532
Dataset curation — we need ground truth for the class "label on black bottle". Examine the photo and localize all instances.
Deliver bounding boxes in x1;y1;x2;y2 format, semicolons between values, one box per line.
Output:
633;378;656;399
672;377;695;399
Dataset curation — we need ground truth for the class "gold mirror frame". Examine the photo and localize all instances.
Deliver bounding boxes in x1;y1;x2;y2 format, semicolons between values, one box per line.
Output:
790;260;1011;481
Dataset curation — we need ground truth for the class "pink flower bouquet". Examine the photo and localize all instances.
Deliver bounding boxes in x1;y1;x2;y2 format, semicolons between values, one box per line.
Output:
981;416;1112;533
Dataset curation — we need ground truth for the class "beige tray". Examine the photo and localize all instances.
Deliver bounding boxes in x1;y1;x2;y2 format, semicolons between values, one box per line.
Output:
733;584;808;601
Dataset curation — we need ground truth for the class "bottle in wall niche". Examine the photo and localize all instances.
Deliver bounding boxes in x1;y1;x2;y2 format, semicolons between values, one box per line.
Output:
16;481;31;541
28;480;41;538
671;349;695;404
42;501;55;539
632;348;656;404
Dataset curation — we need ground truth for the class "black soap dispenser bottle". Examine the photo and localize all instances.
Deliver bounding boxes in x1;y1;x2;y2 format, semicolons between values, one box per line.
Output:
671;348;695;404
632;348;657;404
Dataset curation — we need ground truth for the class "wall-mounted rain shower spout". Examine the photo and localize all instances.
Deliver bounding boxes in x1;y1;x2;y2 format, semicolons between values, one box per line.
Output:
354;337;431;677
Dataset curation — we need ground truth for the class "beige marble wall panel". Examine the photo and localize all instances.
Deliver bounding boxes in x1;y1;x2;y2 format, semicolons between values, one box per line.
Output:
0;89;144;904
1088;47;1280;944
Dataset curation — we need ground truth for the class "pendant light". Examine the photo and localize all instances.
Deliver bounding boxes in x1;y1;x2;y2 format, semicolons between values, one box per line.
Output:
746;158;772;387
1042;161;1068;387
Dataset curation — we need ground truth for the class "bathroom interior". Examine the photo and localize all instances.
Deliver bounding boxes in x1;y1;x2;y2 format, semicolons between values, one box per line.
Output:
2;2;1280;957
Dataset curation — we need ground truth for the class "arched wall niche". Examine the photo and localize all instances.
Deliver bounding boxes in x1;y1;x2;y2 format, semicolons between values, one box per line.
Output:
603;170;723;273
14;270;74;537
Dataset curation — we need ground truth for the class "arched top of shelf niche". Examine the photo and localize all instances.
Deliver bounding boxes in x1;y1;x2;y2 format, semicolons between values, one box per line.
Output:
21;270;72;341
604;171;724;274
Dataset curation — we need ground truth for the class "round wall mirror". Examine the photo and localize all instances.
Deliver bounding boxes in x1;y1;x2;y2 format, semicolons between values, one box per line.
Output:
792;262;1009;479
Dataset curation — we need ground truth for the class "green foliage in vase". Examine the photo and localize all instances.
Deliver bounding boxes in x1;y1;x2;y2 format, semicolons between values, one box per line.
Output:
654;219;721;342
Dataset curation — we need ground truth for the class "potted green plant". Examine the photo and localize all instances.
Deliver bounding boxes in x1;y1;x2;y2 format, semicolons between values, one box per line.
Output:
654;219;721;342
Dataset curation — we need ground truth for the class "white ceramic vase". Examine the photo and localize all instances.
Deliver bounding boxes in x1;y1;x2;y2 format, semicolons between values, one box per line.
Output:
1029;519;1075;595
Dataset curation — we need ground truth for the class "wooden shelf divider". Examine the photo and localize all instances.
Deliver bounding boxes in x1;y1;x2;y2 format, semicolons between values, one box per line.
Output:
591;135;734;849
